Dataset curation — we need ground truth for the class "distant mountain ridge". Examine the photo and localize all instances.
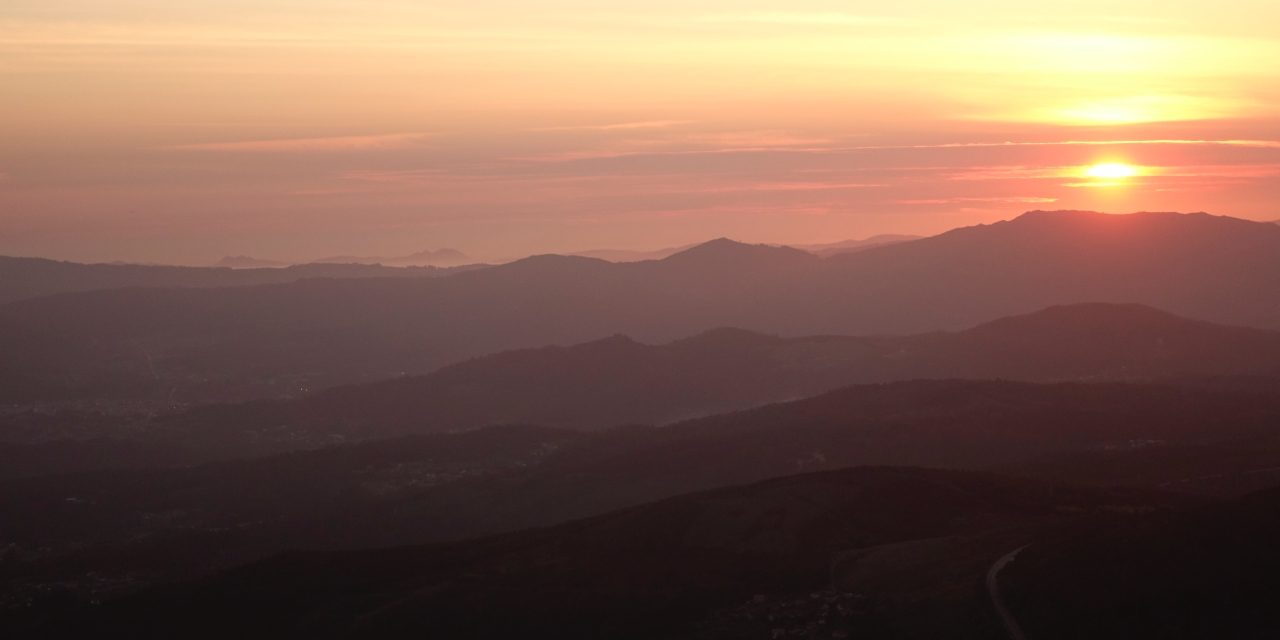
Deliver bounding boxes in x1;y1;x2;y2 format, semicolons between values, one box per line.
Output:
312;247;470;267
214;255;290;269
0;255;476;305
4;210;1280;405
571;233;920;262
569;243;698;262
790;233;922;257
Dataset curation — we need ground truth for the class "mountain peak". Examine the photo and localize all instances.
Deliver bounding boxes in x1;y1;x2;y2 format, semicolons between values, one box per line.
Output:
662;238;815;266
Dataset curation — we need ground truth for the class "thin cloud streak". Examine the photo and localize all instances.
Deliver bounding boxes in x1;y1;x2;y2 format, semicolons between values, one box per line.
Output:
696;12;901;27
512;138;1280;164
167;133;434;153
897;196;1059;205
530;121;695;132
846;139;1280;151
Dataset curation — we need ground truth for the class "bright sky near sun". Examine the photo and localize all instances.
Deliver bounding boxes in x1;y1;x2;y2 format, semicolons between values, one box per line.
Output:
2;0;1279;262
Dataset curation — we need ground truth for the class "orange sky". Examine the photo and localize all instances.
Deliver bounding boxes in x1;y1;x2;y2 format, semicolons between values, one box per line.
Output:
2;1;1279;263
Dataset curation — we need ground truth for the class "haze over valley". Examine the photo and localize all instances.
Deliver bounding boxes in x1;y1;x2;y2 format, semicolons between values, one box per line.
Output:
5;1;1280;637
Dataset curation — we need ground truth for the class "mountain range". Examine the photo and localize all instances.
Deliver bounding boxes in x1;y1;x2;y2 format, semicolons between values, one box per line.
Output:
166;303;1280;439
3;211;1279;406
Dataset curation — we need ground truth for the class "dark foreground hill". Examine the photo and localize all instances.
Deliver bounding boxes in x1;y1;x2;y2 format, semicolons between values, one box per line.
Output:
4;211;1280;405
20;467;1178;640
6;378;1280;612
1003;485;1280;639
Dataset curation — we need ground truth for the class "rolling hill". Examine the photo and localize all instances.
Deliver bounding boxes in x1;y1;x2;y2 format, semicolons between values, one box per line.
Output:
5;378;1277;592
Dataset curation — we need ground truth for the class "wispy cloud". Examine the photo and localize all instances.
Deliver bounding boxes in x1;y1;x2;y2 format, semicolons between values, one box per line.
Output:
948;162;1280;183
846;139;1280;151
898;196;1058;205
167;133;433;152
946;166;1073;181
513;130;834;163
1153;164;1280;178
511;137;1280;165
698;12;900;27
695;182;883;194
635;204;838;219
530;120;694;132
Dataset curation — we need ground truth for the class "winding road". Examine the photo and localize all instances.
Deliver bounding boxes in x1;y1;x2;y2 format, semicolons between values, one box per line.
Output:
986;545;1029;640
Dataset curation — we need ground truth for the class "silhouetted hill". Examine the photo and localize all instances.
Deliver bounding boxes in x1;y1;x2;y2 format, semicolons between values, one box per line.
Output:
809;210;1280;333
940;302;1280;380
5;211;1280;404
657;237;816;268
28;467;1175;640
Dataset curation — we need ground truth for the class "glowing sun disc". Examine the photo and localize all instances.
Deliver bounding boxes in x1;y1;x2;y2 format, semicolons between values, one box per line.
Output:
1085;163;1138;179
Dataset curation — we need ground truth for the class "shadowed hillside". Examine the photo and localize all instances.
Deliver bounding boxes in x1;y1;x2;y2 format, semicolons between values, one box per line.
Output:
1003;485;1280;639
18;467;1178;640
3;378;1276;608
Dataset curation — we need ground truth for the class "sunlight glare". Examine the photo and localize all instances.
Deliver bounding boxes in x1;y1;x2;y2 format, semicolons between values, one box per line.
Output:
1085;163;1139;180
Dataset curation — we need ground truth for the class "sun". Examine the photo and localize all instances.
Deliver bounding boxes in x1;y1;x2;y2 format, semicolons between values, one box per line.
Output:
1085;162;1138;180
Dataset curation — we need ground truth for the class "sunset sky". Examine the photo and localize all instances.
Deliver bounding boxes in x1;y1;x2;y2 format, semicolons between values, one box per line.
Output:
3;0;1279;263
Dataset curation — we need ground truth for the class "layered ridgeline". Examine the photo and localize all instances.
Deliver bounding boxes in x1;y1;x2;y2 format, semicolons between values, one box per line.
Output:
167;303;1280;439
3;211;1280;405
6;302;1280;465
